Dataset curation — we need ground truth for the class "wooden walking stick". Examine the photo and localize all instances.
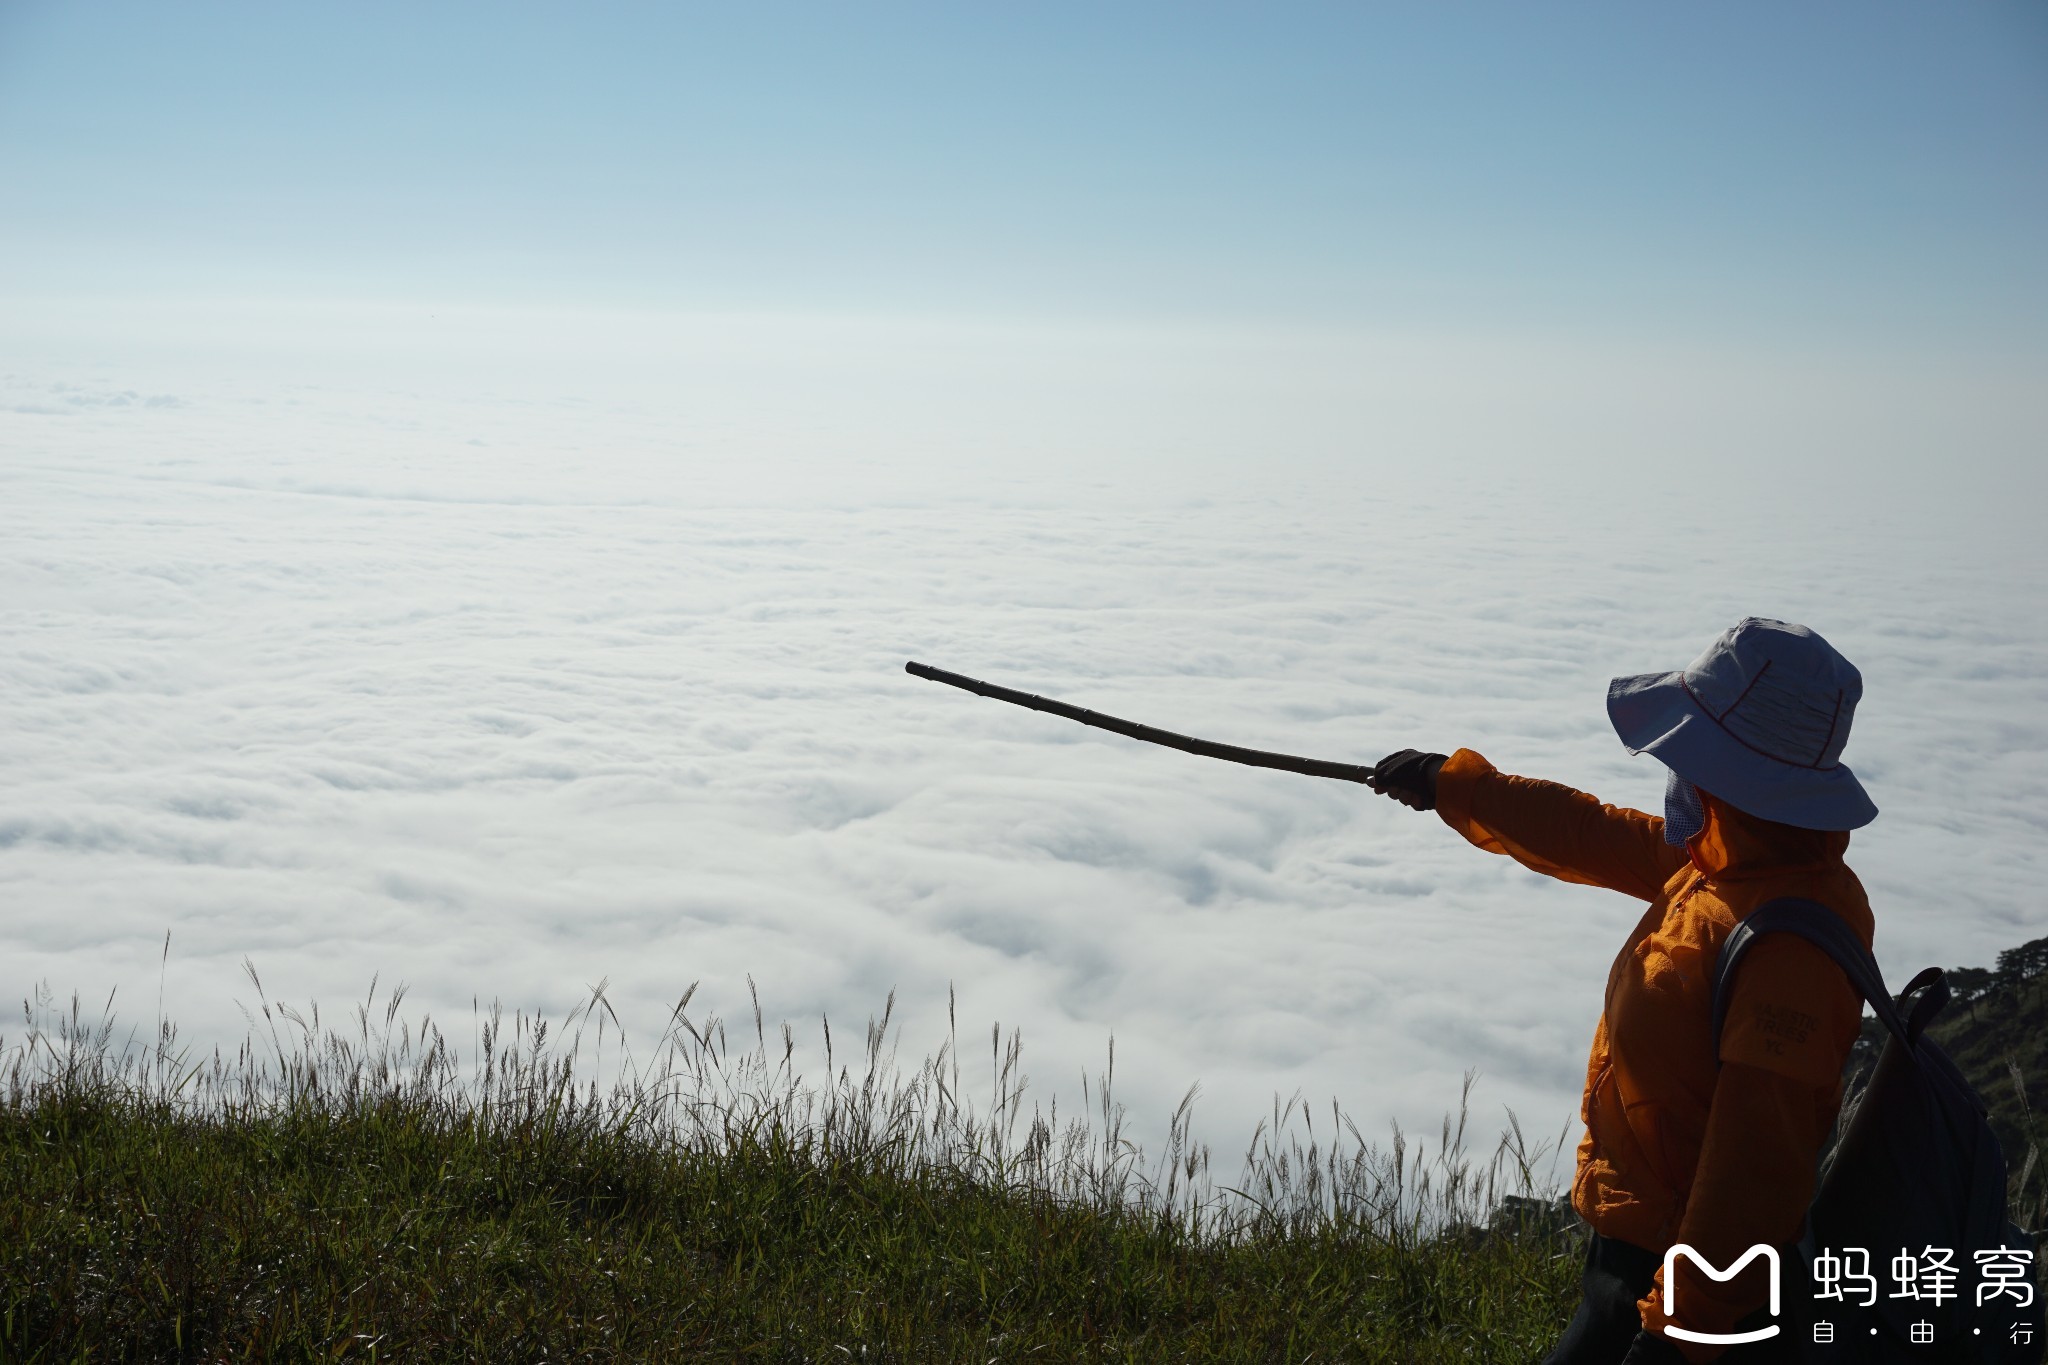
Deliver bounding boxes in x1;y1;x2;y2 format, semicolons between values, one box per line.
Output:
905;661;1381;785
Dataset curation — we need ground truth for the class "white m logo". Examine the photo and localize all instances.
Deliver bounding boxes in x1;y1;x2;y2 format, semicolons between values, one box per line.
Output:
1661;1243;1782;1345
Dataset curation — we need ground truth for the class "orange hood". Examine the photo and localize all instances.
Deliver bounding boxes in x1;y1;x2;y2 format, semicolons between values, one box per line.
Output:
1687;789;1851;882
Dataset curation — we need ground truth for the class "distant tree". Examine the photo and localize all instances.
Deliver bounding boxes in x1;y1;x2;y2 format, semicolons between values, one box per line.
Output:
1994;937;2048;994
1947;966;1995;1022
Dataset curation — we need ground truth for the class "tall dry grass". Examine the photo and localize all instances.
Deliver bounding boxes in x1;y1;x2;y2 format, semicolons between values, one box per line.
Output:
0;964;1583;1359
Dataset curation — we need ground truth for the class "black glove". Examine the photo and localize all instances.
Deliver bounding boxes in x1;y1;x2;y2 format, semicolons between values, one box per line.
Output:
1368;750;1448;812
1619;1329;1687;1365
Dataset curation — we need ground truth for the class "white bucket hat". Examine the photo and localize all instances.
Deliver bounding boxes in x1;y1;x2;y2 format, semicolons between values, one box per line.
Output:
1606;617;1877;832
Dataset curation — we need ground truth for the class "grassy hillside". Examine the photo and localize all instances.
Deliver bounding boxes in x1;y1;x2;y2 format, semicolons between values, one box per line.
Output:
4;935;2040;1363
0;979;1583;1362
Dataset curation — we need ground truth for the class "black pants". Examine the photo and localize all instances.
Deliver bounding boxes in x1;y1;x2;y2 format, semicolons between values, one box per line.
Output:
1543;1233;1798;1364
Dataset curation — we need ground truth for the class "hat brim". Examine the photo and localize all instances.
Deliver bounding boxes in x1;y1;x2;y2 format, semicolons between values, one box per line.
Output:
1607;670;1877;831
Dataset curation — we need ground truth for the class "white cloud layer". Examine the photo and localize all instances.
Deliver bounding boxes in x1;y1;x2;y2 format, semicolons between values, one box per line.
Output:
2;302;2043;1173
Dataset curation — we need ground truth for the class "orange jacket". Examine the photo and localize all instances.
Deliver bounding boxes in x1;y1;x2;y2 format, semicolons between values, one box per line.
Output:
1434;749;1872;1361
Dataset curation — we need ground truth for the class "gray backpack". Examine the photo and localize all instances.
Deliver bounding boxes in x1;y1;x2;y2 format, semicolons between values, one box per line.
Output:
1713;898;2041;1363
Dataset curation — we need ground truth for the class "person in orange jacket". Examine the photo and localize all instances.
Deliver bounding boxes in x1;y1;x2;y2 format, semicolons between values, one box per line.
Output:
1368;618;1878;1365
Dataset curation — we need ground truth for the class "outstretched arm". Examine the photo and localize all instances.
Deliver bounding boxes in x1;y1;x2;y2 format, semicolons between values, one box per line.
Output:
1419;748;1689;901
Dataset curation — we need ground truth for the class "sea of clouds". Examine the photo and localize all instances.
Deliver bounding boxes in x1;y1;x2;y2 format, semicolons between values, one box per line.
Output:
3;300;2042;1180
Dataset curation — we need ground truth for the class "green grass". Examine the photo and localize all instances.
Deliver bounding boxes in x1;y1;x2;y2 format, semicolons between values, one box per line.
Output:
1;972;1584;1362
10;956;2038;1363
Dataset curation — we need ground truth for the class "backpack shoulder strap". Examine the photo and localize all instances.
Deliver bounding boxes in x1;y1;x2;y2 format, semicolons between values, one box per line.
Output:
1711;896;1912;1051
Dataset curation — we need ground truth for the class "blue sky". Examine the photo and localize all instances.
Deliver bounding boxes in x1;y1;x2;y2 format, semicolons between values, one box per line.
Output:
3;2;2045;344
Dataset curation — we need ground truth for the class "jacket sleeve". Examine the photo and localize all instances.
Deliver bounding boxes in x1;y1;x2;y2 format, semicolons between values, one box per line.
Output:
1637;935;1863;1362
1433;748;1689;902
